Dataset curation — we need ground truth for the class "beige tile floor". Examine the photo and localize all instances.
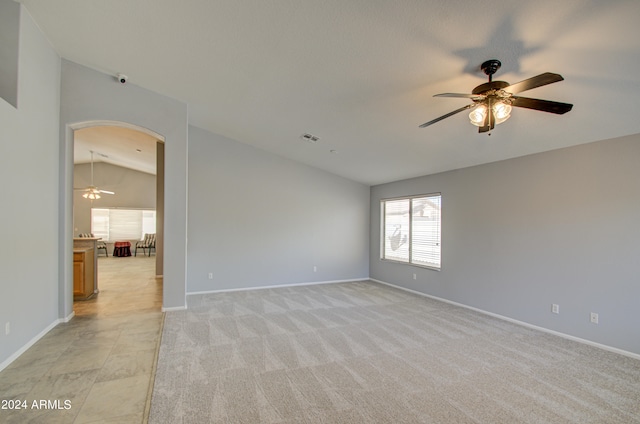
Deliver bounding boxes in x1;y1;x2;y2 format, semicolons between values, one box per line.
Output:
0;254;163;424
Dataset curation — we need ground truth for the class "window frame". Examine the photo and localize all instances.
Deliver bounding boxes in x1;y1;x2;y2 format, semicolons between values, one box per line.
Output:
380;192;442;271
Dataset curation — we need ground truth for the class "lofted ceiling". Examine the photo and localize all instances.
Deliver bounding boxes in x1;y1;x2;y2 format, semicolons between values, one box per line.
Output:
74;126;159;175
21;0;640;185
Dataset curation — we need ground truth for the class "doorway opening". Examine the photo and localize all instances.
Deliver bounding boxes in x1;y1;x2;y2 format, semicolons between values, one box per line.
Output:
70;122;165;316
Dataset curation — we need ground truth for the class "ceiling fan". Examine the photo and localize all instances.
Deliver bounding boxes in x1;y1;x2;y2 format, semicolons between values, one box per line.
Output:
419;59;573;133
74;150;114;200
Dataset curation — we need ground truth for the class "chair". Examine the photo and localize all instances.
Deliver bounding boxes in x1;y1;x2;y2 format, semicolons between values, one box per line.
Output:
79;233;108;257
135;233;156;256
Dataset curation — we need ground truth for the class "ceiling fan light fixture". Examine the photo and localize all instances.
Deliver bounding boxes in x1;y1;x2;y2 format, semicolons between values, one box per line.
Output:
77;150;115;200
420;59;571;132
469;105;487;126
468;102;512;127
493;102;512;124
83;191;100;200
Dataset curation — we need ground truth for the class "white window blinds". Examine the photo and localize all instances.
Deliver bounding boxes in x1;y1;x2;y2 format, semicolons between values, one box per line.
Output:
91;208;156;242
109;209;143;241
381;193;441;270
410;196;441;269
91;209;110;241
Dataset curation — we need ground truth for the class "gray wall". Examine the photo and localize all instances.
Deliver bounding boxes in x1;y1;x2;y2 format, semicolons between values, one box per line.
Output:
370;134;640;355
0;6;61;367
73;162;156;237
187;125;370;293
59;60;188;312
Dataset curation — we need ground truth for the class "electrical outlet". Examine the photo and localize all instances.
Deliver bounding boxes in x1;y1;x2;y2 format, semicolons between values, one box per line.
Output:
590;312;599;324
413;273;417;280
5;322;10;335
208;272;213;280
313;266;317;272
552;304;559;314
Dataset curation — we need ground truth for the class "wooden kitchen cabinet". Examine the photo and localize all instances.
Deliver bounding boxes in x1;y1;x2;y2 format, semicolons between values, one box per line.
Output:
73;248;95;300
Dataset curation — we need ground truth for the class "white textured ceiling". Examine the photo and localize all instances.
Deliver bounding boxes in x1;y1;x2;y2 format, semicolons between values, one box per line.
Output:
21;0;640;185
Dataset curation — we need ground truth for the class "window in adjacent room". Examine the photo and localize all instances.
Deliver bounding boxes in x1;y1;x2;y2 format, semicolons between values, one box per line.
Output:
91;208;156;242
381;193;441;270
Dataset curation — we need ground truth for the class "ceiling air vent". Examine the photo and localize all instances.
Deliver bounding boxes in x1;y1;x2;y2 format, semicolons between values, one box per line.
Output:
300;133;320;143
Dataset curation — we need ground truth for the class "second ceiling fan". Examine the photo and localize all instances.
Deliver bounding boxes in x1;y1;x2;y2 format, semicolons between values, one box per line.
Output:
419;59;573;133
74;150;115;200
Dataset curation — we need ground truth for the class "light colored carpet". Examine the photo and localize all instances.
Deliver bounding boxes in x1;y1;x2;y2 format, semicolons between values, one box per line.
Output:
149;281;640;423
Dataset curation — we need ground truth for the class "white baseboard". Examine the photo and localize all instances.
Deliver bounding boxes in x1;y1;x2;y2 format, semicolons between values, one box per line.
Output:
0;318;64;373
161;305;187;312
186;277;368;298
370;278;640;361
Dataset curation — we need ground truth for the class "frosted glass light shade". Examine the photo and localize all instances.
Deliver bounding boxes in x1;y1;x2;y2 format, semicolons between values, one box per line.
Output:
469;102;512;127
493;102;512;124
469;105;487;126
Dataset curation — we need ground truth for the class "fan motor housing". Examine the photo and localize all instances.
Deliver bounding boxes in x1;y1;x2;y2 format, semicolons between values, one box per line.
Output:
472;80;510;95
481;59;502;76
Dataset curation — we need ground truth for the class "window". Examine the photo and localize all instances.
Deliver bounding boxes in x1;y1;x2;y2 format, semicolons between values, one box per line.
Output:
381;193;441;270
141;210;156;236
91;208;156;242
91;209;110;241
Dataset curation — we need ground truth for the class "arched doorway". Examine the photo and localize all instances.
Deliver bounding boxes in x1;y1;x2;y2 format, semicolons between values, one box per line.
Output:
62;120;165;318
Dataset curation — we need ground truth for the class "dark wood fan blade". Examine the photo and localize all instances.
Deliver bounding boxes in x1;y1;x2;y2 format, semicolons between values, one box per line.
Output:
505;72;564;94
511;96;573;114
434;93;483;99
419;104;474;128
